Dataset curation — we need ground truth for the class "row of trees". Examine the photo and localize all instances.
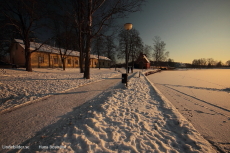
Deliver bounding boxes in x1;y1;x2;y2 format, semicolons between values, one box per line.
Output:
192;58;230;67
0;0;145;79
116;28;169;68
117;28;151;68
152;36;169;67
92;36;116;69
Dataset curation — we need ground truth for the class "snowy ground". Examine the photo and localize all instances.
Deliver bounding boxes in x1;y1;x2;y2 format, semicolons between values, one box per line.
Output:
15;71;215;153
0;68;120;112
147;69;230;152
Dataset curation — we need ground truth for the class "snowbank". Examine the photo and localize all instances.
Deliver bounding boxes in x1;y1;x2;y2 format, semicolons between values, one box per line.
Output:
0;68;120;112
23;72;215;153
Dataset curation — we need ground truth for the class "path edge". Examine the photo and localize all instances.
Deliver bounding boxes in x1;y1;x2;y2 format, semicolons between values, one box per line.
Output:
142;72;216;153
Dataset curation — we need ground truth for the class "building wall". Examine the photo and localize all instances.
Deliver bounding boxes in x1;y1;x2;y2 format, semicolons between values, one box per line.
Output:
51;54;62;68
65;56;80;68
10;43;26;67
31;52;50;68
135;53;150;69
89;59;111;68
146;63;150;69
23;51;82;68
10;42;111;68
94;59;111;68
90;58;97;68
72;57;79;68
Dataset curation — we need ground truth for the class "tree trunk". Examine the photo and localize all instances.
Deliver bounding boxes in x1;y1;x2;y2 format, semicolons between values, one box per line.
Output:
25;51;28;70
84;37;91;79
84;0;92;79
25;40;32;72
98;54;100;70
80;51;84;73
132;60;134;73
62;58;66;70
79;26;84;73
25;50;32;72
77;0;84;73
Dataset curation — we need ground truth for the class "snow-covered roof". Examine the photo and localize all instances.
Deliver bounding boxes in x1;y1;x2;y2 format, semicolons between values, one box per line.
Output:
14;39;110;60
90;54;111;60
143;55;150;63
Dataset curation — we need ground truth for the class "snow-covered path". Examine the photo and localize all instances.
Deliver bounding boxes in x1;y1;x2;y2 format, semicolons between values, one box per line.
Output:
0;73;123;153
147;69;230;152
0;68;120;112
7;72;215;153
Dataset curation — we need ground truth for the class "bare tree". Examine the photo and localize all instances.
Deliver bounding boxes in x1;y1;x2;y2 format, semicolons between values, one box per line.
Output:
130;29;144;70
1;0;49;71
199;58;207;67
50;1;76;70
152;36;169;68
167;58;174;67
192;59;199;68
143;44;152;58
117;29;129;61
226;60;230;67
192;58;223;68
192;59;205;68
104;36;116;63
92;36;105;69
19;0;145;76
71;0;87;73
117;28;143;69
216;61;223;67
207;58;215;67
73;0;145;79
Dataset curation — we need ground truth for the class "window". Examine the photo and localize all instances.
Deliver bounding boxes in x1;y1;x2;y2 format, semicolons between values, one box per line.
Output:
68;59;71;64
38;56;44;63
75;59;79;65
54;57;58;64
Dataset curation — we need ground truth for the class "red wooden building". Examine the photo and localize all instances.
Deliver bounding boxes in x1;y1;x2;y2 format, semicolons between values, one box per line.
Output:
135;52;150;69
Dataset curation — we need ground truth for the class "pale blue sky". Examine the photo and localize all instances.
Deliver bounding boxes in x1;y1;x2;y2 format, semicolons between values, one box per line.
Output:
117;0;230;63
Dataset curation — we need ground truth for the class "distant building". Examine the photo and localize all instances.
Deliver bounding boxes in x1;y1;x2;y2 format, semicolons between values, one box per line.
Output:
9;39;111;68
135;52;150;69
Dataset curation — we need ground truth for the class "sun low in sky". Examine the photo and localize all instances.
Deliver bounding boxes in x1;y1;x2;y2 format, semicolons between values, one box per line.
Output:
118;0;230;63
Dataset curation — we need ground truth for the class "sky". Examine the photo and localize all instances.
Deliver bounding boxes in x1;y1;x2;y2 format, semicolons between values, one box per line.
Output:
117;0;230;63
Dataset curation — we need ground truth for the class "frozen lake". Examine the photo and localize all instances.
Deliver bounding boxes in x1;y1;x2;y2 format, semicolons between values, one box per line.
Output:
147;69;230;152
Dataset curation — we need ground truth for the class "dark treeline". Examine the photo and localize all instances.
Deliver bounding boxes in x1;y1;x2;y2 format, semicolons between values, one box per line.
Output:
192;58;230;68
